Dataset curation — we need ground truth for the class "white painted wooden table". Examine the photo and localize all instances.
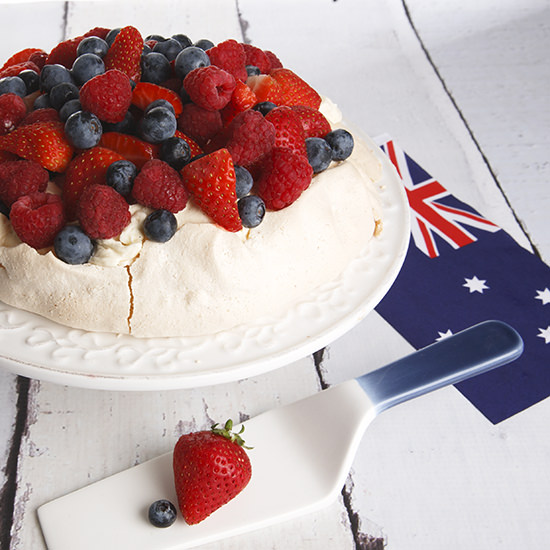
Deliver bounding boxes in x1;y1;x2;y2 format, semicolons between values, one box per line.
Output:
1;0;549;548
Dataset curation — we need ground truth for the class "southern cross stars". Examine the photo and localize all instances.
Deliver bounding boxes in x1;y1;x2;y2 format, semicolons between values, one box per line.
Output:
463;275;489;294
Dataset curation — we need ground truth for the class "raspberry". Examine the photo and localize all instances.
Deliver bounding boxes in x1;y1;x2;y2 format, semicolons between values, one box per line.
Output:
46;36;83;68
79;69;133;123
207;109;276;167
0;93;27;135
177;103;222;146
0;60;41;79
264;50;283;70
183;66;236;111
242;44;271;74
132;159;188;213
28;50;47;70
206;39;247;82
256;147;313;210
0;159;49;206
77;184;131;239
10;192;65;249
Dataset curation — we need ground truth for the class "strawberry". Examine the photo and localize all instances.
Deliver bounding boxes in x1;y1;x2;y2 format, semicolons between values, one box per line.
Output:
100;132;159;168
131;81;183;117
103;25;143;82
173;420;252;525
220;79;257;125
1;47;45;70
290;105;331;138
180;148;242;232
265;106;307;156
269;68;321;109
0;120;73;172
63;146;125;219
246;74;283;105
256;146;313;210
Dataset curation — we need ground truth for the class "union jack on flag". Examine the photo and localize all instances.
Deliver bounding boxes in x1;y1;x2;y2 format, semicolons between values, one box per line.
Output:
374;135;550;424
379;136;499;258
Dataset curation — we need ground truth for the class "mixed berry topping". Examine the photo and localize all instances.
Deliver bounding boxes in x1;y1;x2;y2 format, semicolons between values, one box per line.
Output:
0;27;355;265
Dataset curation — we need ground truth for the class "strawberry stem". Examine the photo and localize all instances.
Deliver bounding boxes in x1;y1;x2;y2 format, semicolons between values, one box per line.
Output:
211;419;253;449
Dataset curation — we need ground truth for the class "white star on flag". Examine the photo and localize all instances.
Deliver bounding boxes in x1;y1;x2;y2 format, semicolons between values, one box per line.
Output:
463;276;489;294
538;326;550;344
436;329;453;341
535;288;550;305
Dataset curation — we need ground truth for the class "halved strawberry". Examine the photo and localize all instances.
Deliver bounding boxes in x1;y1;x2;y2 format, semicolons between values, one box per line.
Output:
104;26;143;82
246;74;283;105
180;148;242;232
265;106;307;157
269;68;321;109
132;81;183;116
220;79;258;124
63;146;125;219
290;105;331;138
100;132;159;169
1;48;45;70
0;120;73;172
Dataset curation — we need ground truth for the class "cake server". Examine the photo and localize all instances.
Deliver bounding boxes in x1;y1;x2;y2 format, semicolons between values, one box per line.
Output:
38;320;522;550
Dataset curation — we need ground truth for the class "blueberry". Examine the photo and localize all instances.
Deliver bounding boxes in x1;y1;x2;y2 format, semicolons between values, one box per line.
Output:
105;159;137;196
64;111;103;149
54;225;95;264
142;43;152;56
159;136;191;170
140;52;172;84
49;81;80;111
102;110;138;135
153;38;183;62
144;99;175;117
33;93;51;109
174;46;210;79
40;64;73;93
76;36;109;58
246;65;261;77
252;101;277;116
71;53;105;85
59;98;82;122
105;28;121;47
18;69;39;94
145;34;166;43
324;129;354;161
238;195;266;228
171;34;193;48
0;76;26;97
144;210;178;243
194;38;214;51
234;165;253;198
139;106;177;143
306;137;333;173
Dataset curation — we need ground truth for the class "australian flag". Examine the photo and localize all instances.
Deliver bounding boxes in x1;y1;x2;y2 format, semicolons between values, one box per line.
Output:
374;135;550;424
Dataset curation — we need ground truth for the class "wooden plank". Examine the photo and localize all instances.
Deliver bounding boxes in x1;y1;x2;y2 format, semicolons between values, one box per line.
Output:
405;0;550;261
